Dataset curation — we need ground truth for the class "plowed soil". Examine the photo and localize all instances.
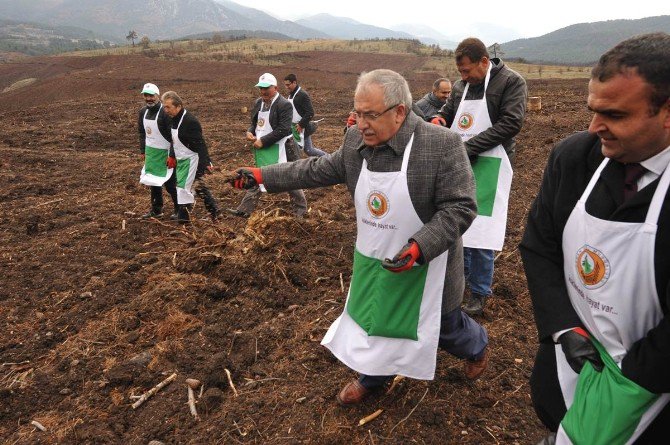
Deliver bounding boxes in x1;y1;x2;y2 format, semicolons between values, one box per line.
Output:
0;52;591;444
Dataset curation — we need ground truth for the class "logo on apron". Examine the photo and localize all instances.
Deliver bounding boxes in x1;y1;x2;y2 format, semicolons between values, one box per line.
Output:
257;118;266;128
367;191;390;218
457;112;474;130
576;245;611;289
146;127;152;135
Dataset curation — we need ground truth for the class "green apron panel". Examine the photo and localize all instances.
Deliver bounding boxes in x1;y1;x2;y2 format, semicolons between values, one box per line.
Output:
561;339;659;445
176;158;191;188
144;146;168;177
471;156;502;217
254;143;280;167
291;124;302;143
347;249;428;340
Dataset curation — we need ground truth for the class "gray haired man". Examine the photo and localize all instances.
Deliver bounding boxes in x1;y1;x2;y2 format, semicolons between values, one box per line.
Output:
229;69;490;405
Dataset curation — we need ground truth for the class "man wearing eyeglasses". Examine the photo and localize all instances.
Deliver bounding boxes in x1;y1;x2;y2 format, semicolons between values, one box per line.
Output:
433;37;527;317
225;72;307;218
228;69;489;405
137;82;178;219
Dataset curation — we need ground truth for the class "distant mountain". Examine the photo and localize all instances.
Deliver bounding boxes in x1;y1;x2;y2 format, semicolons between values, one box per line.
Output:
296;14;414;40
502;15;670;65
213;0;329;39
0;19;113;55
0;0;327;41
390;23;458;49
182;29;293;41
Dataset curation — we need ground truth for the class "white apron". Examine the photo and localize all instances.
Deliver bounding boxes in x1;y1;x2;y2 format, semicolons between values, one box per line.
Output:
555;158;670;444
172;111;199;205
321;134;449;380
139;104;174;186
254;95;288;193
288;86;305;148
450;63;513;251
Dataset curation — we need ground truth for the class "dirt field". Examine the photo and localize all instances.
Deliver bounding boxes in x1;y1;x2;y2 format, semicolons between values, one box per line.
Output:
0;51;591;444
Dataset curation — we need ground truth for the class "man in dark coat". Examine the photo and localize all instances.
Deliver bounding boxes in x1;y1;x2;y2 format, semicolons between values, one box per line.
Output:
520;33;670;444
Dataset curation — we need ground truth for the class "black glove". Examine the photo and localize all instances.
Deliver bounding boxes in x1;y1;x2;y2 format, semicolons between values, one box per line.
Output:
559;329;604;374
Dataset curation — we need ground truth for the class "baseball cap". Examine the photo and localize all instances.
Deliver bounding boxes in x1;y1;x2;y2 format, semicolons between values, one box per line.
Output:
255;73;277;88
141;83;160;95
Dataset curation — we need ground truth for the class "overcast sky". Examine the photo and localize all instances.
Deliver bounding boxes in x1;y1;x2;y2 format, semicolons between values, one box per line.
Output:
229;0;668;42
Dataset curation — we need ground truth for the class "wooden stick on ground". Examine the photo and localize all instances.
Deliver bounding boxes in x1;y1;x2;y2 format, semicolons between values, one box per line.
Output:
30;420;47;432
187;386;199;420
186;379;201;420
224;368;238;397
131;372;177;409
359;409;383;426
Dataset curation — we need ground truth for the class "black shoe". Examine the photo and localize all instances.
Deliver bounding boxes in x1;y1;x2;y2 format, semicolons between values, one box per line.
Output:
142;209;163;219
169;213;178;221
463;294;486;316
224;208;249;218
177;205;192;224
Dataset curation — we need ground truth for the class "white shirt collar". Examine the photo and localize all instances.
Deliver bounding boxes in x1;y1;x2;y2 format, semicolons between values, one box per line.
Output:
640;145;670;176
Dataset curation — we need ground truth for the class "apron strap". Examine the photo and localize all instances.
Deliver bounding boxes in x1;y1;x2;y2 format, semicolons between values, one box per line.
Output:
177;110;186;129
400;134;415;173
578;158;610;203
361;133;415;172
461;62;493;100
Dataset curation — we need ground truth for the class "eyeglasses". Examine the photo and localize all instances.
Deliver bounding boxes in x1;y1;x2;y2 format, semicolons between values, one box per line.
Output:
352;103;400;121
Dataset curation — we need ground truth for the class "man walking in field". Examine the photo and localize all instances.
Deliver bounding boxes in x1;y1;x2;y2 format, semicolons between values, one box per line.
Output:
229;69;489;405
284;73;326;157
226;73;307;218
434;37;527;316
137;82;178;219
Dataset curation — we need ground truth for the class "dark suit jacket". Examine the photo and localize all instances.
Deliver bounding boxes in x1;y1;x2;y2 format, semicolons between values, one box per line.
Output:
247;94;293;148
520;131;670;394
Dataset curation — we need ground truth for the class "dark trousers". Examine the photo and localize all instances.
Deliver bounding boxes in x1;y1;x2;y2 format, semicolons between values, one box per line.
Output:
359;307;488;389
194;174;219;217
150;170;178;213
530;342;669;444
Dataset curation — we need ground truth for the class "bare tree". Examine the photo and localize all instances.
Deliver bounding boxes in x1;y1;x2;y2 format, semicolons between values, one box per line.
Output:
488;43;504;58
126;30;138;47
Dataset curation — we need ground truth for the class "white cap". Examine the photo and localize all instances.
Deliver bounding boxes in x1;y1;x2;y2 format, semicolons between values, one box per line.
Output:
255;73;277;88
141;83;159;95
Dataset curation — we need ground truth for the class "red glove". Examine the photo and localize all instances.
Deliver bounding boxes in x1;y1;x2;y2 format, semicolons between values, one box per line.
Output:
166;156;177;169
229;167;262;189
381;241;422;273
346;112;357;127
430;116;447;126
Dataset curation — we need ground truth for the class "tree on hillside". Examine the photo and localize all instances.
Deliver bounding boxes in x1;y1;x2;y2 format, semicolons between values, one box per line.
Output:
140;36;150;49
488;42;504;58
126;30;138;47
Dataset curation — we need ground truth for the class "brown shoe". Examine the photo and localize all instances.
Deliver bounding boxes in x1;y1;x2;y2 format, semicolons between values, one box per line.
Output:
464;348;489;380
336;380;370;406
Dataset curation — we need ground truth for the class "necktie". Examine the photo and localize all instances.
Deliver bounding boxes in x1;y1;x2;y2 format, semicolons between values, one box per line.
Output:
623;163;646;202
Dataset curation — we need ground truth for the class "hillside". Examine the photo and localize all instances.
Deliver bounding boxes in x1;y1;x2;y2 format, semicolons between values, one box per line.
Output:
0;0;327;41
296;13;414;40
0;19;114;56
502;15;670;65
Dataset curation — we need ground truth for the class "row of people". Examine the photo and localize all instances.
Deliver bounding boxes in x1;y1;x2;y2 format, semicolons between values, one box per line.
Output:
139;32;670;444
138;74;324;223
